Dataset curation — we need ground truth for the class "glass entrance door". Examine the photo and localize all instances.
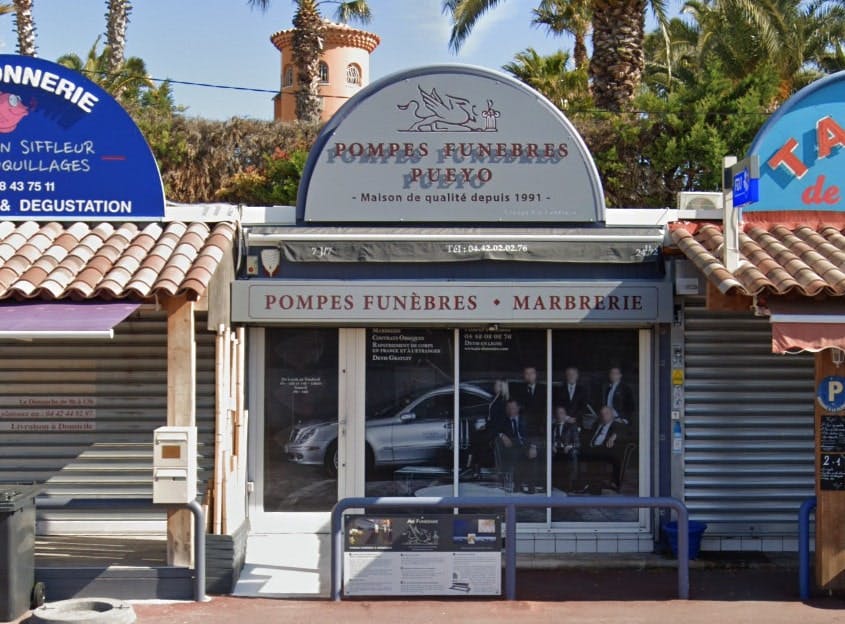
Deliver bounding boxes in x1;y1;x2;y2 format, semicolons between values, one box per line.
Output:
259;328;340;523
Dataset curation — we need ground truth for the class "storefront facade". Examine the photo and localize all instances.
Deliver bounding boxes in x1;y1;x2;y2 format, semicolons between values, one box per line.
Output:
0;55;245;600
671;70;845;590
233;65;674;553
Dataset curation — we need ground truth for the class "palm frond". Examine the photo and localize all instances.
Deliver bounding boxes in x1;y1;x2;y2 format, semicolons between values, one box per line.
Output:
334;0;371;24
443;0;508;52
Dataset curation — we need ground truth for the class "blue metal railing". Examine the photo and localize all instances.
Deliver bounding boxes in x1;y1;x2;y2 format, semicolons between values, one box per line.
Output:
331;495;690;601
36;497;207;602
799;496;817;601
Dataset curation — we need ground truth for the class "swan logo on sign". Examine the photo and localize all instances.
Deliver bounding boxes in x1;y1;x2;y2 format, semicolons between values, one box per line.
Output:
0;54;165;221
817;376;845;412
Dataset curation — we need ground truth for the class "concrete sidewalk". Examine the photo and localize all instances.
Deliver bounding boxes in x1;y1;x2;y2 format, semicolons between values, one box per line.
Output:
128;567;845;624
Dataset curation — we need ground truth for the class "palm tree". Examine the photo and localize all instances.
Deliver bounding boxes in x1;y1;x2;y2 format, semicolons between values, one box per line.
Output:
248;0;372;123
643;14;700;94
647;1;845;98
105;0;132;75
715;0;845;93
444;0;668;112
532;0;592;71
12;0;36;57
503;48;590;109
58;38;155;103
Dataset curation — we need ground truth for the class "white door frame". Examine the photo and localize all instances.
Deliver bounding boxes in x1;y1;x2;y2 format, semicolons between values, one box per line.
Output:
247;327;360;533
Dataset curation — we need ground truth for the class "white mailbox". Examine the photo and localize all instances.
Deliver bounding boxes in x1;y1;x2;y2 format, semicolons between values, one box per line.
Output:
153;426;197;504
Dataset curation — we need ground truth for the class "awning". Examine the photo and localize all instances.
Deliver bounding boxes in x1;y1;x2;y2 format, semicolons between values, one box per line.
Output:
769;301;845;353
0;301;141;340
247;226;664;264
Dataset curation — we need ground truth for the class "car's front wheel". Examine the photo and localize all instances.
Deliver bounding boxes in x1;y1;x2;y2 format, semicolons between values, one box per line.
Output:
324;440;339;477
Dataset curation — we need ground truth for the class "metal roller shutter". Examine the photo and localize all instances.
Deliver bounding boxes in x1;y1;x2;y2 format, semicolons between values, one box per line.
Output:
683;298;815;536
0;309;215;534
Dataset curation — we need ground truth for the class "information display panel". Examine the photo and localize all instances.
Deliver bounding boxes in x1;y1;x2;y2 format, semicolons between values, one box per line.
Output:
343;514;502;596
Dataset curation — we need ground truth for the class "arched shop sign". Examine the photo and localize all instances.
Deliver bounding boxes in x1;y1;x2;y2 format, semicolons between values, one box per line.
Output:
744;70;845;222
299;64;606;223
0;54;164;220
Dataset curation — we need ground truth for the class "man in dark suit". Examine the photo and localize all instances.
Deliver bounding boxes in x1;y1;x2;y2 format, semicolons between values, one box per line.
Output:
579;405;623;490
510;365;546;438
555;366;590;426
492;399;541;493
600;367;636;426
551;406;580;491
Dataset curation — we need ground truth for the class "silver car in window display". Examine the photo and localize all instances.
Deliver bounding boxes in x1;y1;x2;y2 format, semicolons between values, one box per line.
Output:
284;383;493;476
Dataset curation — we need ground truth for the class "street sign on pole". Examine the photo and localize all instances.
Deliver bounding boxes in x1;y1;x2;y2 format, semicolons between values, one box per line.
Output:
729;155;760;207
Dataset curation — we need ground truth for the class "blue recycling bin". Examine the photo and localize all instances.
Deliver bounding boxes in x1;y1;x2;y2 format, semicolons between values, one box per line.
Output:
662;520;708;560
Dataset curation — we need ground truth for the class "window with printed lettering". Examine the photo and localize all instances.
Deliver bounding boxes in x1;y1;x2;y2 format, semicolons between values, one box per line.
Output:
263;328;339;512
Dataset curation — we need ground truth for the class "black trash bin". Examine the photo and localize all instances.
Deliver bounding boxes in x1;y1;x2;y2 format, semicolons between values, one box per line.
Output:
0;484;42;621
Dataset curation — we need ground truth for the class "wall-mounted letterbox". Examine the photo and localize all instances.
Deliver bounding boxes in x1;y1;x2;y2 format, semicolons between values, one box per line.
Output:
152;426;197;504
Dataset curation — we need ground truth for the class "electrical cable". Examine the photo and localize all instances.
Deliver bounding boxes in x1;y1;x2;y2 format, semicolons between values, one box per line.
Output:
72;68;782;116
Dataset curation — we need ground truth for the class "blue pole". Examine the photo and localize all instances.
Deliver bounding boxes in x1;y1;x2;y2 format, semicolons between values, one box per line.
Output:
799;496;817;601
676;504;689;599
331;504;344;601
187;499;207;602
505;504;517;600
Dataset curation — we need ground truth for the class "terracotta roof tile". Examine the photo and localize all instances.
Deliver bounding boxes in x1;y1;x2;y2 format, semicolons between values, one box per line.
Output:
0;267;20;291
127;267;160;292
17;265;48;287
670;222;845;296
0;221;235;301
90;223;115;240
0;222;15;240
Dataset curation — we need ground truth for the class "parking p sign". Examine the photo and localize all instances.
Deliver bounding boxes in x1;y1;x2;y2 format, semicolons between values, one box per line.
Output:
817;376;845;412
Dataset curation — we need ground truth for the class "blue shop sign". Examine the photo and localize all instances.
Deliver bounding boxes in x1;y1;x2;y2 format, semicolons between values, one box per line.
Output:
745;71;845;220
0;54;164;221
817;376;845;413
731;159;759;208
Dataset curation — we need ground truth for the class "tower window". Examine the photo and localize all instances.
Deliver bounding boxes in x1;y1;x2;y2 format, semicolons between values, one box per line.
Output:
318;62;330;84
283;65;294;88
346;63;362;86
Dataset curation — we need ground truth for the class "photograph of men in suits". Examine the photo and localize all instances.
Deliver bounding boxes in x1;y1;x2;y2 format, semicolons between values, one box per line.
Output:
551;405;580;491
601;366;636;426
468;379;509;475
511;365;546;437
493;398;541;493
555;366;590;425
580;406;623;490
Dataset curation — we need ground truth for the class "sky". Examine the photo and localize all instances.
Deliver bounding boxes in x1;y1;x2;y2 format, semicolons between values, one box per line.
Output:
0;1;670;120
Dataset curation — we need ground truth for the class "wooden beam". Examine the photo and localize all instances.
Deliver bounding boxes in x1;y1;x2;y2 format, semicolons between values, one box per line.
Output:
207;241;234;332
705;281;753;313
814;351;845;591
165;294;196;567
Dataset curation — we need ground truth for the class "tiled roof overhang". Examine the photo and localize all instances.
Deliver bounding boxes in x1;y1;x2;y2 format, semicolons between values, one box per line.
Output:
670;222;845;298
0;220;236;301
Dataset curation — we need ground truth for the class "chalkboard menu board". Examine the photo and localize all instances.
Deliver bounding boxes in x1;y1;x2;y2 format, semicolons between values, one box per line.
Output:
820;415;845;491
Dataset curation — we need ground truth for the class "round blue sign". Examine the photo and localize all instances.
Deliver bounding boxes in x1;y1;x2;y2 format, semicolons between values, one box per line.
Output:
0;54;164;221
817;376;845;412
